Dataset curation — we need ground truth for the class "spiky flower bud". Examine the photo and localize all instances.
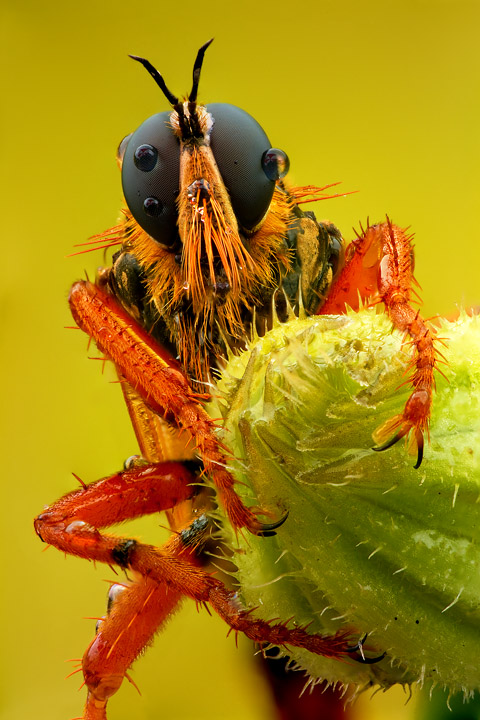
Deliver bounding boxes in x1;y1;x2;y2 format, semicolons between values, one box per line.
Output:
210;310;480;696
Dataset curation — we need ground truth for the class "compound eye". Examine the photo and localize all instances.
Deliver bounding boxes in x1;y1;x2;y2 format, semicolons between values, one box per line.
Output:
121;111;180;247
262;148;289;181
134;144;158;172
116;133;132;169
207;104;287;231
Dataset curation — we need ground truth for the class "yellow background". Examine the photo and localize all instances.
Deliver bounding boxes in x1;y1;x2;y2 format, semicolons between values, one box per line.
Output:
2;1;479;719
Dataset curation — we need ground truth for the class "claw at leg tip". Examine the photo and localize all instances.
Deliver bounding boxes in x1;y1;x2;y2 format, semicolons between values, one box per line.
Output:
346;634;386;665
412;426;425;469
414;439;424;469
254;510;289;537
372;430;404;454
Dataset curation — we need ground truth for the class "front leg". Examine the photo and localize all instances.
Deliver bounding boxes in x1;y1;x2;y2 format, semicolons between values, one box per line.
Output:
319;219;438;467
68;280;282;535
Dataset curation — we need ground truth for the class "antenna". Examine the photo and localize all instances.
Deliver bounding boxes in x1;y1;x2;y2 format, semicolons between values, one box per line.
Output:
189;38;214;103
129;39;214;107
128;54;179;105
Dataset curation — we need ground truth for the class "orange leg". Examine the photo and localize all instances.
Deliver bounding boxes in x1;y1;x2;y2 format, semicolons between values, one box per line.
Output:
35;461;199;719
35;465;365;719
68;280;282;534
319;219;438;467
81;522;207;720
35;460;196;544
82;575;183;720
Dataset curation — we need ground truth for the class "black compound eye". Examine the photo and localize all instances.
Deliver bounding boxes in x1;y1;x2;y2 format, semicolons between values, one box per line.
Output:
121;111;180;247
207;103;287;231
143;197;163;216
262;148;289;181
116;133;133;168
134;144;158;172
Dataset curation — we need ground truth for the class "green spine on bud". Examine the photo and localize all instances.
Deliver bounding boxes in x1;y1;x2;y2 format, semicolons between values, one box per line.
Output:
210;310;480;695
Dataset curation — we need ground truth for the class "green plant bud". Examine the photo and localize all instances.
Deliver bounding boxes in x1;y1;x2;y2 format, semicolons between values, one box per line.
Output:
210;309;480;696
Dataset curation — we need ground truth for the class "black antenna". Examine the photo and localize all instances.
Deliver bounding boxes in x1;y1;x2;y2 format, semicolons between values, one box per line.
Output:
189;38;214;103
128;54;179;106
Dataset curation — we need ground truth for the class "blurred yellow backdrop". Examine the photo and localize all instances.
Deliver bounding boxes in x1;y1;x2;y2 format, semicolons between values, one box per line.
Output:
2;1;479;719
